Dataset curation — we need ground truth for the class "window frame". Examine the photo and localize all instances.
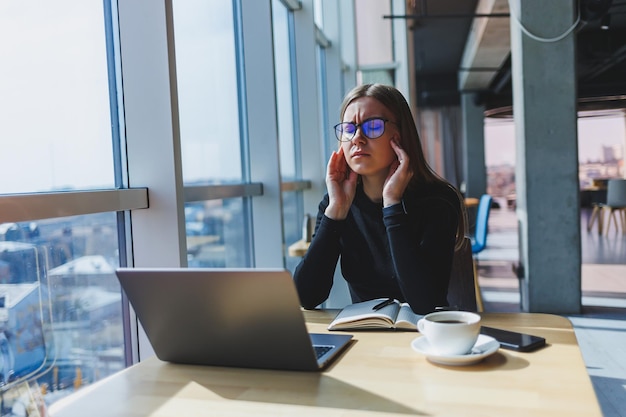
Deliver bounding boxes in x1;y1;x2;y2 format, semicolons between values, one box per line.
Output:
0;0;368;370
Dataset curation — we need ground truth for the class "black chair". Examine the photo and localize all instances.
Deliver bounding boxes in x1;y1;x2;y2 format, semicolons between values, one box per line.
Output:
604;179;626;234
588;179;626;234
447;237;481;312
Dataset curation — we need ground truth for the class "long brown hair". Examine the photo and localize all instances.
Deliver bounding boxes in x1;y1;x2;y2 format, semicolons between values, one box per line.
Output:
339;83;468;250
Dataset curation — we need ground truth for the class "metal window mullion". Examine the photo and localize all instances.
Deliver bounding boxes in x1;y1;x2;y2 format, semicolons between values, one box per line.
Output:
240;0;285;268
233;0;255;267
286;8;305;225
280;180;311;192
117;0;187;271
184;183;263;202
279;0;302;11
315;25;331;48
117;0;186;363
0;189;149;224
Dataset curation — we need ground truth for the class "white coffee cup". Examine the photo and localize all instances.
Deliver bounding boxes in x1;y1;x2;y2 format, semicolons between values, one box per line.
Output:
417;311;481;356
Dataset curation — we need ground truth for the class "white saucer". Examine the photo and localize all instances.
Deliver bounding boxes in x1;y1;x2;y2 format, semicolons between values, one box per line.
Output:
411;334;500;366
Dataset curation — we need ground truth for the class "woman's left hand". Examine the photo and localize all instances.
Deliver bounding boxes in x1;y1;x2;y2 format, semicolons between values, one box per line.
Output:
383;140;413;207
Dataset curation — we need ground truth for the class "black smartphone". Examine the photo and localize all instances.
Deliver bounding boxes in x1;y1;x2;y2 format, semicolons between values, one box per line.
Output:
480;326;546;352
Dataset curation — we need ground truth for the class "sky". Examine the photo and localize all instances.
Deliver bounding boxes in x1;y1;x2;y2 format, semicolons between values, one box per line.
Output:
0;1;242;194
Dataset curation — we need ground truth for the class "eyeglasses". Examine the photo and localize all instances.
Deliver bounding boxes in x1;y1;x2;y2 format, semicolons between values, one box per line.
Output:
334;118;395;142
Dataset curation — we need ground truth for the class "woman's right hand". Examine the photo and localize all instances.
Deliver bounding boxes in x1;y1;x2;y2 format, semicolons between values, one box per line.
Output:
324;147;358;220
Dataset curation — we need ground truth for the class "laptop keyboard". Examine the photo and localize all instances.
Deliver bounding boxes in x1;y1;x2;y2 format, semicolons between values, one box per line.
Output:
314;345;334;359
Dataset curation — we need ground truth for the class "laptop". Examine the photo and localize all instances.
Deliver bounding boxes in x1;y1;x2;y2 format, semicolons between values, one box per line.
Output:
116;267;352;371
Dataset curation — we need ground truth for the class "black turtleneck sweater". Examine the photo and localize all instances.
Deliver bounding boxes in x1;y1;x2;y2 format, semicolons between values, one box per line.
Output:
293;181;460;314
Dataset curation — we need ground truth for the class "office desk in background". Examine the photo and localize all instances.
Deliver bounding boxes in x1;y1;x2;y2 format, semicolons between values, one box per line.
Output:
49;311;601;417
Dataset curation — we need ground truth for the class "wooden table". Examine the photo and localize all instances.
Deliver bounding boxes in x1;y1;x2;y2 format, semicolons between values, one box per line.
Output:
49;311;601;417
464;197;480;208
288;239;310;257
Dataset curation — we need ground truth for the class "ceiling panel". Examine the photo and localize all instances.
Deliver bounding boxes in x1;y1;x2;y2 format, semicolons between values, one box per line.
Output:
400;0;626;112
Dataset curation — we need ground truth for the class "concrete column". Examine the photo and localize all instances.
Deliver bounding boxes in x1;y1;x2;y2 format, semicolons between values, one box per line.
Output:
510;0;581;313
461;93;487;198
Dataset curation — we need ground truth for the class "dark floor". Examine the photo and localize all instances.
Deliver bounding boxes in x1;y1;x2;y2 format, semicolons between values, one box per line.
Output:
477;206;626;311
581;208;626;264
477;205;626;417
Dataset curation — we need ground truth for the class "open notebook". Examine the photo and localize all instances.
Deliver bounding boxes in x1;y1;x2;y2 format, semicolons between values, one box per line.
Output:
116;268;352;371
328;298;423;331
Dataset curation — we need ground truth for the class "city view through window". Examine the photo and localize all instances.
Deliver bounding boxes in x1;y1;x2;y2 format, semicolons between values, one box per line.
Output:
485;115;626;207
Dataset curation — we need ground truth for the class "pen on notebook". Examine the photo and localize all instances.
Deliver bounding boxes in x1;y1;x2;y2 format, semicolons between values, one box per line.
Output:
435;305;459;312
372;298;395;311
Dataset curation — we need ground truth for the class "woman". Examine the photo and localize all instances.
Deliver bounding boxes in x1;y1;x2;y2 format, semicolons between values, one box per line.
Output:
293;84;467;314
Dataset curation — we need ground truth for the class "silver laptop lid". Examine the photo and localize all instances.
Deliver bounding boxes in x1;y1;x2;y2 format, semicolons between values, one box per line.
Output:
116;268;351;371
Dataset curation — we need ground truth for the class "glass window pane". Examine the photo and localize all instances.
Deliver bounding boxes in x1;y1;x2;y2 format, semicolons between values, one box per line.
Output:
174;1;251;267
0;2;115;194
359;69;394;86
273;1;304;268
273;1;297;180
355;0;393;66
185;199;250;267
282;192;303;271
172;0;242;184
0;214;123;401
316;45;334;162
